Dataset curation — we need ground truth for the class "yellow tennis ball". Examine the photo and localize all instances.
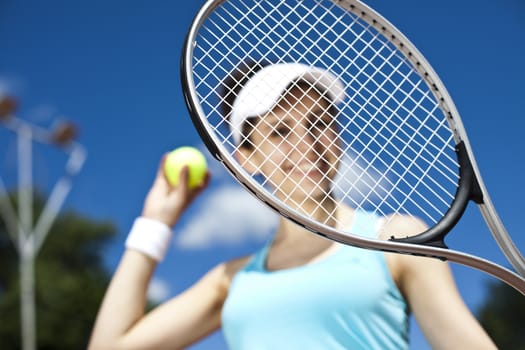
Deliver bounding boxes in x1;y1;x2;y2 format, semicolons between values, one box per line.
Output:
164;147;207;188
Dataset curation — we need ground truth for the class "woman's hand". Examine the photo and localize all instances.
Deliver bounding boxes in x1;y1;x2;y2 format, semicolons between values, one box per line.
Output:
141;154;210;227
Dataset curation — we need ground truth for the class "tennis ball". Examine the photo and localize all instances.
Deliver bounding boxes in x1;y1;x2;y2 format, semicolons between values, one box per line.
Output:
164;147;207;188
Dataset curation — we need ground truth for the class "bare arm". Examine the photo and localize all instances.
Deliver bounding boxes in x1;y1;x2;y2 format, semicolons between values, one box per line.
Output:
401;255;496;349
382;215;497;350
89;252;234;349
88;155;233;349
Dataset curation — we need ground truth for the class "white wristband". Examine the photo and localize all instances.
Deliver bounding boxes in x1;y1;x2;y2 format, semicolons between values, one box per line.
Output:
125;217;173;262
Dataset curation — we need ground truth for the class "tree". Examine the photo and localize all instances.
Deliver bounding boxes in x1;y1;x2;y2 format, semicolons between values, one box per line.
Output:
478;280;525;350
0;192;116;349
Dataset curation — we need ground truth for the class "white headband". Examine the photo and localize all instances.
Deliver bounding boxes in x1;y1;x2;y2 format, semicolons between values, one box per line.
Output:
229;63;346;145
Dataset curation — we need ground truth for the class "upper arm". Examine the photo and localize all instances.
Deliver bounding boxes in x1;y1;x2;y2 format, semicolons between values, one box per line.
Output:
381;215;496;349
400;256;494;349
399;254;496;349
114;257;249;350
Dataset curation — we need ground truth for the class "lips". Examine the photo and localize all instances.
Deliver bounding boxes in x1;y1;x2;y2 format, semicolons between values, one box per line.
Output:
289;160;328;178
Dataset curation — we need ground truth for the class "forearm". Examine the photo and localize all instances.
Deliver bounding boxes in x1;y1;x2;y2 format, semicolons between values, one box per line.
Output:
88;155;211;349
88;250;156;349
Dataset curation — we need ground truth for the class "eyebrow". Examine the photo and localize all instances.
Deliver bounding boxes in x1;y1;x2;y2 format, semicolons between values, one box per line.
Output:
307;106;331;120
265;105;328;123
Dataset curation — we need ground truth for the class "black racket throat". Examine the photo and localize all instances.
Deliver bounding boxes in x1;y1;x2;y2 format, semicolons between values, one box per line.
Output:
390;141;483;249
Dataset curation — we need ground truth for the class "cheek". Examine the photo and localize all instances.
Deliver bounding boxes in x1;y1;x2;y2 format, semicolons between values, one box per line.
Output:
319;127;342;155
259;145;288;173
249;142;292;187
330;135;343;159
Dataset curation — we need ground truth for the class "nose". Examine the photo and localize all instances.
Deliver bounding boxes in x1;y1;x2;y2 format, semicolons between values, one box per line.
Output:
289;122;319;158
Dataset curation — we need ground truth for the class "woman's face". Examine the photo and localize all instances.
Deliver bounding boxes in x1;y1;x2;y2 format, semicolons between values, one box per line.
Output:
239;84;341;205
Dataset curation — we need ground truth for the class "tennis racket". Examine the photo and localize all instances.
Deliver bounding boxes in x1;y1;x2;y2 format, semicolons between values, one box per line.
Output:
180;0;525;294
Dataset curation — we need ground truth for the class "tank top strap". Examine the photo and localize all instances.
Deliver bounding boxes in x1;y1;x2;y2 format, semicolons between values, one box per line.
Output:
243;240;271;272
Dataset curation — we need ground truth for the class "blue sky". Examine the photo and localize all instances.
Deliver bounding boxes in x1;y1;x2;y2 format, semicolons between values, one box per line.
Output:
0;0;523;349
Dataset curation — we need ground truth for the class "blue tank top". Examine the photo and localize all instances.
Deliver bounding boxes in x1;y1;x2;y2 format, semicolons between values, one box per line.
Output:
221;211;409;349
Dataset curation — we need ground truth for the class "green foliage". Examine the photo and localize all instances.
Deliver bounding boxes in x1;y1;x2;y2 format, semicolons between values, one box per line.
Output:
0;192;117;349
478;281;525;350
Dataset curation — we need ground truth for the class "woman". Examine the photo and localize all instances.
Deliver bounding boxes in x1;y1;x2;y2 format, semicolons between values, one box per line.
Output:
88;63;496;349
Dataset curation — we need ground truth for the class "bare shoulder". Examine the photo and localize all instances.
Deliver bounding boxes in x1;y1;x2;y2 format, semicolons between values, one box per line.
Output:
204;255;252;300
377;213;428;240
377;213;441;285
216;255;252;280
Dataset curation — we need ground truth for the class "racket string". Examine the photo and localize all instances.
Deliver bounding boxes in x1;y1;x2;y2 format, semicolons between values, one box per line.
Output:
190;0;461;233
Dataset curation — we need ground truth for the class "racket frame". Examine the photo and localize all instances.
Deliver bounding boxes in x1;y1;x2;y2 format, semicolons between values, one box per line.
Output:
181;0;525;294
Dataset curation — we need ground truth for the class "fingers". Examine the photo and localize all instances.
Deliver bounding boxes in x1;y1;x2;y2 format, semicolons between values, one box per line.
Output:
153;154;197;192
193;170;211;194
181;170;210;204
167;163;209;194
143;153;211;226
168;166;209;200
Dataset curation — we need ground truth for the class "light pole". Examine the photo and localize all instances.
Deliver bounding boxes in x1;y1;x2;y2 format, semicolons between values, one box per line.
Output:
0;96;87;350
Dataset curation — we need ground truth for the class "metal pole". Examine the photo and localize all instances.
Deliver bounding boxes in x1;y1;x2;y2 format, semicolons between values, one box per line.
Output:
0;97;86;350
17;123;36;350
19;240;36;350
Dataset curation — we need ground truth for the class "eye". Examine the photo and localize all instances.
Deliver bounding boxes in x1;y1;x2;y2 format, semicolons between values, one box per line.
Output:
317;118;330;128
312;117;333;134
271;124;290;138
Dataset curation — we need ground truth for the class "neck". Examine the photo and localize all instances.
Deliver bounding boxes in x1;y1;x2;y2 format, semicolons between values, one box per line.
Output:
284;192;338;226
273;194;339;244
269;211;337;271
273;198;355;244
